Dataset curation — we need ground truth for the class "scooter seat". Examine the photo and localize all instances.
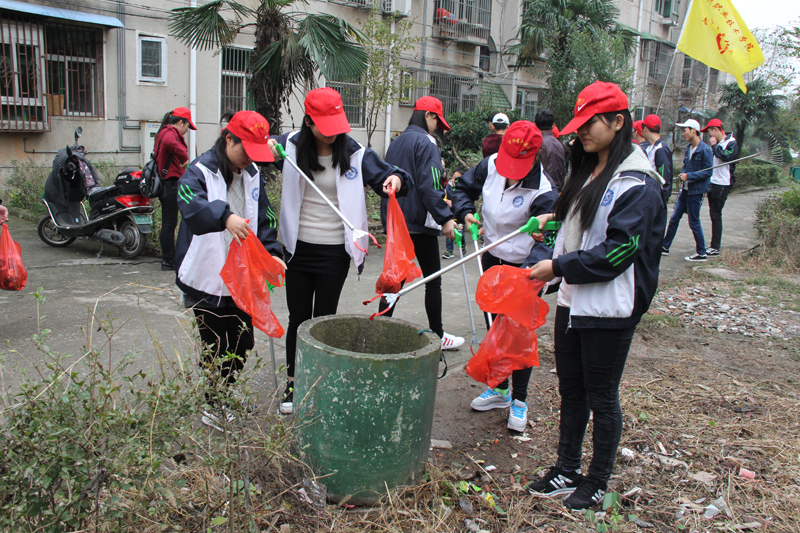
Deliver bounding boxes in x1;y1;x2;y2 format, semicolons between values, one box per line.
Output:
88;185;116;199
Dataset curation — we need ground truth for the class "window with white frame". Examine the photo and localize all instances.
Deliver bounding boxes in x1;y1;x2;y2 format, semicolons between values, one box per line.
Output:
138;34;166;83
220;46;252;113
326;76;366;128
430;72;480;115
516;87;538;120
399;68;426;106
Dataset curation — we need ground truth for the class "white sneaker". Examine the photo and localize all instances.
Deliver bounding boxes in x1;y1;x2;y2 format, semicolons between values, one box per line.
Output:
201;408;236;432
470;387;512;411
507;399;528;432
441;332;464;350
280;383;294;415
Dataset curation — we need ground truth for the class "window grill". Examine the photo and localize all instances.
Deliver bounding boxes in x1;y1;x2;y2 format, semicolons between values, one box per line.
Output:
646;40;674;86
327;77;366;128
430;72;479;115
330;0;375;9
220;46;252;113
433;0;491;45
516;87;538;120
0;13;46;130
681;56;691;88
46;23;104;117
399;68;426;106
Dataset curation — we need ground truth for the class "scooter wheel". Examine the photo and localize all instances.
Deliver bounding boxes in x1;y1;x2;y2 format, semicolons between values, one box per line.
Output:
118;219;146;258
37;216;76;247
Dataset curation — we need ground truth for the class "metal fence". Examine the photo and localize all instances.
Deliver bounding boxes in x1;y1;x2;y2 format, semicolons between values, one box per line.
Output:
429;72;481;115
327;78;366;128
220;46;252;113
432;0;491;45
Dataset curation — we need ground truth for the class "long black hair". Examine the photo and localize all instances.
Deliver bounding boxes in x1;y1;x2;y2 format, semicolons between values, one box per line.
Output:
156;110;189;137
293;115;350;180
408;109;444;142
214;129;243;190
554;110;634;231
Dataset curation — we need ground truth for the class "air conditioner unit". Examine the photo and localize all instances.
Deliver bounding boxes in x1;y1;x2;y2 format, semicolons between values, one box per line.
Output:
382;0;412;16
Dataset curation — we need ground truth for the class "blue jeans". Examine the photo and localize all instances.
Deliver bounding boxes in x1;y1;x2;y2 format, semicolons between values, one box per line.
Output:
662;190;706;256
445;238;454;253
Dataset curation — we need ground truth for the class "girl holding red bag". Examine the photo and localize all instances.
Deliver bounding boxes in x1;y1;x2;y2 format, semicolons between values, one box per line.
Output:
174;111;285;431
527;82;666;510
451;120;559;433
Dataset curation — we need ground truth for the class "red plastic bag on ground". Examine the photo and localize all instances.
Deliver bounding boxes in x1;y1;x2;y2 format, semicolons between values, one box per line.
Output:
220;231;285;338
375;190;422;296
0;225;27;291
465;314;540;389
476;265;548;329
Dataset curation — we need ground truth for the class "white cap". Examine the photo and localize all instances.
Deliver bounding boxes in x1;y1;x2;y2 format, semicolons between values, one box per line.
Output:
492;113;510;125
675;119;701;132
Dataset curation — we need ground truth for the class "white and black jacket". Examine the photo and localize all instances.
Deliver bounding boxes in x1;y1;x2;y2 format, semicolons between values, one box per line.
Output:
452;155;559;266
272;132;409;270
174;148;282;306
550;149;667;329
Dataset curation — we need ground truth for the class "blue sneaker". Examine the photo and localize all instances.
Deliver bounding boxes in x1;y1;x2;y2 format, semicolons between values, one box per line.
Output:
507;399;528;432
470;387;511;411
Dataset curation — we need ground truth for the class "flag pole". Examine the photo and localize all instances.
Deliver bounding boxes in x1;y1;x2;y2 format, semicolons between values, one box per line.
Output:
655;0;694;115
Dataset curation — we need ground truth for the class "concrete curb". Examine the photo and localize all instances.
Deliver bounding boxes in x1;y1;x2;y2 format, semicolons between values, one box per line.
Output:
6;206;40;222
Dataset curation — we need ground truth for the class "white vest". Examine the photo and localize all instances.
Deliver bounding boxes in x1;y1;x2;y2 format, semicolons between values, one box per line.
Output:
177;163;261;298
279;132;370;267
482;158;554;264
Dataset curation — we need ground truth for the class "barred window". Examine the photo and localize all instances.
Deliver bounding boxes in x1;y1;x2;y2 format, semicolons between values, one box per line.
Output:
138;34;166;83
326;77;366;128
46;24;104;117
516;87;538;120
433;0;492;44
430;72;479;115
399;68;425;106
220;46;252;113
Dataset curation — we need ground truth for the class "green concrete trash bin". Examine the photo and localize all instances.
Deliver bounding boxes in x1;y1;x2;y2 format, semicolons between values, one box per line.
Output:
295;315;441;505
791;167;800;182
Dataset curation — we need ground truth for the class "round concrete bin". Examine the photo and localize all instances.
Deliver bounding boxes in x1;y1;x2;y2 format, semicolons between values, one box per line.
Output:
295;315;441;505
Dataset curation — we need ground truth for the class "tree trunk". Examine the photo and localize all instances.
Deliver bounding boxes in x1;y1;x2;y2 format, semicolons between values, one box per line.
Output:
251;9;288;135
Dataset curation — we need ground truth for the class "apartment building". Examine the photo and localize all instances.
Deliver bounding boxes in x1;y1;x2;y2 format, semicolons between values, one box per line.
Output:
0;0;728;178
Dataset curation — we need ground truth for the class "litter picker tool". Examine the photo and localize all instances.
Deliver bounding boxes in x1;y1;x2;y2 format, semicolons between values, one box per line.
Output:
468;214;493;328
454;228;478;345
275;144;380;253
698;133;783;173
380;216;561;310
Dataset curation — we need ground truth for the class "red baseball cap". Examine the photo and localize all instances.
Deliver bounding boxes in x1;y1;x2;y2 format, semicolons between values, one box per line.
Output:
225;111;275;163
632;120;644;136
552;124;560;138
495;121;543;180
172;107;197;130
700;118;724;133
415;96;451;131
560;81;630;136
305;87;351;137
643;114;661;130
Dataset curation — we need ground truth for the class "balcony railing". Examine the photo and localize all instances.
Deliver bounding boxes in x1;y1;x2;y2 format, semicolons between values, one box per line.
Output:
433;0;491;45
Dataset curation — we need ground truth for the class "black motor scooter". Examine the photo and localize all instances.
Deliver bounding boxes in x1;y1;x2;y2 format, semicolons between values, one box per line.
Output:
38;127;155;258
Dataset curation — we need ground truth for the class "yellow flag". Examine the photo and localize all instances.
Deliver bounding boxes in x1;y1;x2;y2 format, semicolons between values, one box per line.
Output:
677;0;765;93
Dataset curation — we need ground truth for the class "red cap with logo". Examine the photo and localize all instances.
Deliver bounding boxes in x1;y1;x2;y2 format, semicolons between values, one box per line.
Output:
414;96;451;131
632;120;644;136
643;114;661;130
172;107;197;130
496;120;543;180
560;81;630;136
700;118;724;133
225;111;275;163
305;87;351;137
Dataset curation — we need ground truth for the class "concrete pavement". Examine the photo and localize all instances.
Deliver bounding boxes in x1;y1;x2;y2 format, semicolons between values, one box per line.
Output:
0;188;779;396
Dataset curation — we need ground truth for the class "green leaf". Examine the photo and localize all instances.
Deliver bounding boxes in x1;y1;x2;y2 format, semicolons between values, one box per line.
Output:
596;522;608;533
586;509;596;522
211;516;227;526
602;492;621;511
627;513;638;521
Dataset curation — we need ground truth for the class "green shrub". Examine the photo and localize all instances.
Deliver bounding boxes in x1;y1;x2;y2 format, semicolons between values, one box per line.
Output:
2;159;49;214
442;107;523;169
735;160;780;188
754;187;800;268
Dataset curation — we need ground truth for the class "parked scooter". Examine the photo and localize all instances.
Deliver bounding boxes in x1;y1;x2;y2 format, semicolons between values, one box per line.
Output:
38;127;155;258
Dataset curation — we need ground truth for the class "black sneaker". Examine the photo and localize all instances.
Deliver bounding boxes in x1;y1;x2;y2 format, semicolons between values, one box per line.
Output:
684;253;707;262
528;467;584;497
706;248;720;256
280;382;294;415
661;247;669;256
563;477;606;510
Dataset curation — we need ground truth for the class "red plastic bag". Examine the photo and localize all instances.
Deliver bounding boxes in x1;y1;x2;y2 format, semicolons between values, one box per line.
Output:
220;231;285;338
375;190;422;295
0;225;27;291
476;265;548;329
465;314;540;388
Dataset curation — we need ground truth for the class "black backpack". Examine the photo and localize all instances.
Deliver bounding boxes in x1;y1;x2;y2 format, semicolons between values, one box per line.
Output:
140;134;175;199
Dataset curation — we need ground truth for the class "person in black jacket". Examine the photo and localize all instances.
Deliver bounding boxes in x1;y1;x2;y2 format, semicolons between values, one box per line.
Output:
640;114;673;207
378;96;463;350
174;111;285;432
700;118;739;256
527;82;666;511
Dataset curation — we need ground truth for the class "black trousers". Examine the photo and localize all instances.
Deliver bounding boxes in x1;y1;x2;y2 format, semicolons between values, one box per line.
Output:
480;251;532;402
194;305;254;398
378;233;443;338
159;179;179;264
284;265;349;379
707;184;731;250
553;306;636;484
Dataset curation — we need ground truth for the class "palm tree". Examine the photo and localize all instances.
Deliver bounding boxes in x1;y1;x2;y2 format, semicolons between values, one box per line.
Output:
512;0;630;66
169;0;367;133
718;78;786;149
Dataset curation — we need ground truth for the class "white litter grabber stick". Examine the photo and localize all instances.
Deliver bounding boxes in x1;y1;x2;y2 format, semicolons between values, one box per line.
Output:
275;144;379;253
469;214;492;328
454;228;478;345
382;216;561;309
